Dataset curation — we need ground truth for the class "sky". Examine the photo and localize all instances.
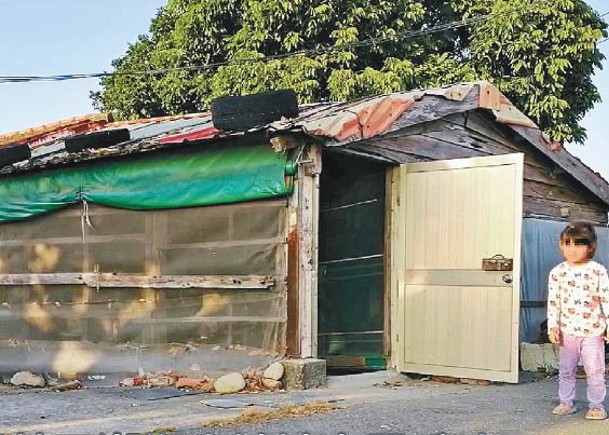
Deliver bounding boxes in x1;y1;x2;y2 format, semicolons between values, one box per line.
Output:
0;1;607;178
0;1;167;130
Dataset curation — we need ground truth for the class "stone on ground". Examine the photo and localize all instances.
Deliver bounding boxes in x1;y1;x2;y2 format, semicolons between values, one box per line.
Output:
263;361;284;381
214;372;245;393
11;371;46;387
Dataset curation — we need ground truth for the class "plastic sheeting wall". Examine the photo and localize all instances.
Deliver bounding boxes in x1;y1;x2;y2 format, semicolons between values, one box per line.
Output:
0;200;287;352
521;218;609;342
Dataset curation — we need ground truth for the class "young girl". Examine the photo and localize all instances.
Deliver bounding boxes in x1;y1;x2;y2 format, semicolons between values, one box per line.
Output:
547;221;609;420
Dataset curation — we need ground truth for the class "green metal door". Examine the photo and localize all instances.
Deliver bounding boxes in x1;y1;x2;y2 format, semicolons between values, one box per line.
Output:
318;152;386;369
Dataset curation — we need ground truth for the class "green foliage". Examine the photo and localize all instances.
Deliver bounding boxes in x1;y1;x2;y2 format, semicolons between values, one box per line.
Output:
92;0;607;143
455;0;607;142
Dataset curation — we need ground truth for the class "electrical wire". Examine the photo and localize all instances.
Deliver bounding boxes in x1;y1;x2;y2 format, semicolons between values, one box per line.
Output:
0;0;575;85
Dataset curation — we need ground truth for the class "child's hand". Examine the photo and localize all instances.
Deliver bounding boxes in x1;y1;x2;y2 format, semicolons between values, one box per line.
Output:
548;328;561;345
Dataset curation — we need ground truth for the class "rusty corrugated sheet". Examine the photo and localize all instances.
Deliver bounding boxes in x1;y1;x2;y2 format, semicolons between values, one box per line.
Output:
0;113;111;148
1;113;212;150
299;95;415;142
292;83;487;143
159;125;219;144
291;82;540;143
0;113;218;175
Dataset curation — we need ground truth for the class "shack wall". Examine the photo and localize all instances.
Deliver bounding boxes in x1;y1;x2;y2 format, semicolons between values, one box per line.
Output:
0;200;288;375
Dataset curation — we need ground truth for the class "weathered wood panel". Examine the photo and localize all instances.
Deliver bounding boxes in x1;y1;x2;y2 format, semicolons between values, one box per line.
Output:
0;273;275;289
347;110;607;223
524;195;606;222
511;124;609;205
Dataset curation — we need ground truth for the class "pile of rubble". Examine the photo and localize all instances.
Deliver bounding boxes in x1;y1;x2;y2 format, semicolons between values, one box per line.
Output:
3;362;286;395
119;361;286;394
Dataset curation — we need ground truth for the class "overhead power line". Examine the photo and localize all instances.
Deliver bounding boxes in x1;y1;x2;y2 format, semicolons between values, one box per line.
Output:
0;14;485;85
0;0;592;85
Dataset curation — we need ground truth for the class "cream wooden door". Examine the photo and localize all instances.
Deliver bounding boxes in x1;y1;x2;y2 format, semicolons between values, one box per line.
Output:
390;154;523;383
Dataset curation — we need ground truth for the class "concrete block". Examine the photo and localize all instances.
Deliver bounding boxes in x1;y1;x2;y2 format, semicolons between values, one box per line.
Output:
281;358;326;390
520;342;559;373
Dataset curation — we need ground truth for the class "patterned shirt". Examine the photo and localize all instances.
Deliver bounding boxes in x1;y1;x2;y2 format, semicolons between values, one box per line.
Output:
547;260;609;337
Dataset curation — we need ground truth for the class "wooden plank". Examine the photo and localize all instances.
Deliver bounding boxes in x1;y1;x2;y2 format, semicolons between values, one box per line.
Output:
511;125;609;206
326;355;367;367
345;143;409;163
367;135;487;162
478;81;501;110
461;112;527;154
286;222;301;356
0;273;275;289
298;144;321;358
132;316;286;324
388;166;406;370
0;312;285;323
524;179;601;206
523;195;607;223
383;169;393;359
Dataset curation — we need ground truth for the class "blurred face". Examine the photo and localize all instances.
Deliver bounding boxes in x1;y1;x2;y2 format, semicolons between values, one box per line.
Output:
559;237;593;265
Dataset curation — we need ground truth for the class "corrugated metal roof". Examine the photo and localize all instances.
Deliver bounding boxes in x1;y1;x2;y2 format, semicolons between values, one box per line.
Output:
0;81;606;205
0;112;215;175
126;117;212;140
3;82;528;163
298;95;415;142
271;81;539;145
159;124;219;144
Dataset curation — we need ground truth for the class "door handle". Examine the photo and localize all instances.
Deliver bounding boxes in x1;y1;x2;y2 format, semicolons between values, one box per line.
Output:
502;274;513;284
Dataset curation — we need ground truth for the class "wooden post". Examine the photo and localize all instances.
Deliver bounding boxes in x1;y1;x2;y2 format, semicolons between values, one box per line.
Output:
297;144;322;358
286;193;301;356
388;166;406;370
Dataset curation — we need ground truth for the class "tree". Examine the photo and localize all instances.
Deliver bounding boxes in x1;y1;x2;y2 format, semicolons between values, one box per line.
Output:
92;0;607;144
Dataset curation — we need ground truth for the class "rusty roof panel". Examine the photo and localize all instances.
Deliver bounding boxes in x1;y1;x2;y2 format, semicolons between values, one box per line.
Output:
0;115;111;149
288;84;484;144
159;125;219;144
273;82;543;148
298;95;416;142
493;99;538;129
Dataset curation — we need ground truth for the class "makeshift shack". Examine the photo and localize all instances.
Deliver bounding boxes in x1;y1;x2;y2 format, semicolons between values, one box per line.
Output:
0;81;607;383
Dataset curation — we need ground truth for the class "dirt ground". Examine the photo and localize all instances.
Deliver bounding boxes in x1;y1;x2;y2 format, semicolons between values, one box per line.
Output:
1;371;608;435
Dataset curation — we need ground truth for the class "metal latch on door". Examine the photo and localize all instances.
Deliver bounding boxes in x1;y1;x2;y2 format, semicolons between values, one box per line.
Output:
481;254;513;271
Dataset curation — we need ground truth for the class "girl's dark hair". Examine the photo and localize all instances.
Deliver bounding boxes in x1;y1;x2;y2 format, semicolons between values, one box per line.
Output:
559;221;597;258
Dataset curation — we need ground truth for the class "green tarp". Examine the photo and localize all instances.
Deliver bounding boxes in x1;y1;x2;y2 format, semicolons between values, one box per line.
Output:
0;144;293;222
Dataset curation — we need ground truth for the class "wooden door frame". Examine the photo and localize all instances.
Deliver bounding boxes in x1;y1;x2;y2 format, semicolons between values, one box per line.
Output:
287;143;322;358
